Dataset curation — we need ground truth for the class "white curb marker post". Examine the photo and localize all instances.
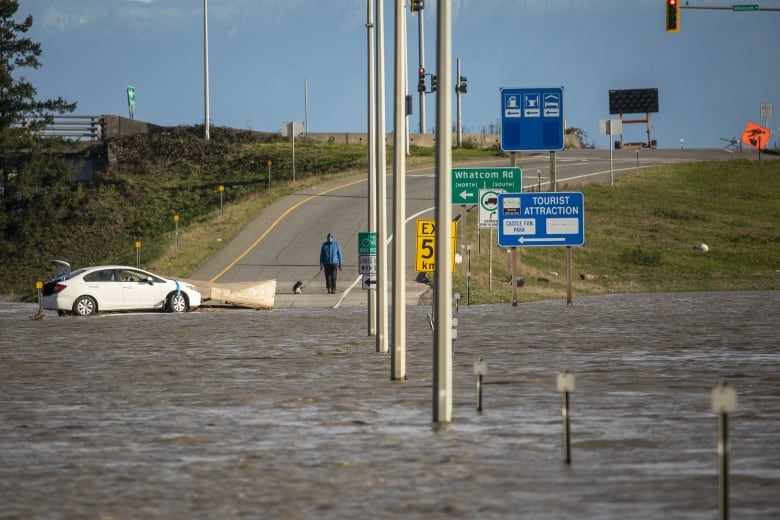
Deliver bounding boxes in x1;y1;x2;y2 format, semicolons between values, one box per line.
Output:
711;381;737;520
557;370;575;464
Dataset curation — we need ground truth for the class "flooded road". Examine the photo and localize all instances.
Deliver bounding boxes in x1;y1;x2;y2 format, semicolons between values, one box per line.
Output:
1;291;779;519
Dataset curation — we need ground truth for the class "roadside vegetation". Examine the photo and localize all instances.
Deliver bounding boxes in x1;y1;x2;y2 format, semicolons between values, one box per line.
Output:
2;120;778;302
450;158;779;303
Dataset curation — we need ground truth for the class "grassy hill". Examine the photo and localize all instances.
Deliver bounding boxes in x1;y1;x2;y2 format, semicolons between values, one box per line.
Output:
451;159;779;304
2;125;778;303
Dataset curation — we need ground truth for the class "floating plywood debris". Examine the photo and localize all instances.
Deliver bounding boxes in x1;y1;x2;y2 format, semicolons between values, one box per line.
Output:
185;279;276;310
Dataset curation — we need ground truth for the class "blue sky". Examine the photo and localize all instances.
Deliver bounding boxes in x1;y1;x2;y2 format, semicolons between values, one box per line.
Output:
23;0;780;148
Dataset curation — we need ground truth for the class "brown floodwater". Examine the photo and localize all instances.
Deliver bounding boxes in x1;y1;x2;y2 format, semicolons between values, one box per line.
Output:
1;291;778;519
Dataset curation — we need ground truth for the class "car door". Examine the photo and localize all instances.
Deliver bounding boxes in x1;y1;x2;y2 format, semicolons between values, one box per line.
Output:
119;269;167;310
82;269;123;311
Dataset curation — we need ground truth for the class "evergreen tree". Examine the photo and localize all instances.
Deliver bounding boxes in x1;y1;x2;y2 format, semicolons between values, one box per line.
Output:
0;0;78;291
0;0;77;194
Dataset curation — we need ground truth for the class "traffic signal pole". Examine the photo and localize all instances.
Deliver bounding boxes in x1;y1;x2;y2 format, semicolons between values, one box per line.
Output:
668;1;780;34
456;58;462;147
681;4;780;11
417;5;426;133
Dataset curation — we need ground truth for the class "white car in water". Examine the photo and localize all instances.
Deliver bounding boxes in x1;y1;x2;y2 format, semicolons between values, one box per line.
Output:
42;262;201;316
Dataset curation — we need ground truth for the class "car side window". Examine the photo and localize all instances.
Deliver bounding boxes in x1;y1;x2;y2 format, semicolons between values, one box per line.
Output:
120;270;141;282
84;270;115;282
120;270;162;283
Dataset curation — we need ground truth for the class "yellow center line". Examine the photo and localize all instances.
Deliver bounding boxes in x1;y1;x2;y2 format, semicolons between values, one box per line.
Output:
208;160;482;283
209;178;367;283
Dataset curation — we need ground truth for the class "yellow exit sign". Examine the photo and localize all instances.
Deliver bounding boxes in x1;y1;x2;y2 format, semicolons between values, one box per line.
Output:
416;219;457;273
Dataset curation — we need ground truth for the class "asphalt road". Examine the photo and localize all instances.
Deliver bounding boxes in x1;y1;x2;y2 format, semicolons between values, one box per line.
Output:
189;147;765;308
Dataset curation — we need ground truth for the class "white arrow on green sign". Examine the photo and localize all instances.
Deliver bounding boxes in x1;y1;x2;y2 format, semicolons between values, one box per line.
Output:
451;167;522;205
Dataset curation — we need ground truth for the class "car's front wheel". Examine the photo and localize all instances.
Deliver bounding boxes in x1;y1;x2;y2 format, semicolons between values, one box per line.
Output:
167;292;188;313
73;296;97;316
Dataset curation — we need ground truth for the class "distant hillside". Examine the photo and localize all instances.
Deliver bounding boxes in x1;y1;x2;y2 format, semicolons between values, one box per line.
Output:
0;125;371;297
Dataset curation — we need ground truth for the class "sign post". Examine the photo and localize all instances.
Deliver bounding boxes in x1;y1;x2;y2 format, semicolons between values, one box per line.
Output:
760;101;773;133
478;189;502;292
358;232;377;290
498;192;585;304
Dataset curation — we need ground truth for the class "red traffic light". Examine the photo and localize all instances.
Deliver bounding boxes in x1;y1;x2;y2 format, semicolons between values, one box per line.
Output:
418;67;425;75
666;0;680;32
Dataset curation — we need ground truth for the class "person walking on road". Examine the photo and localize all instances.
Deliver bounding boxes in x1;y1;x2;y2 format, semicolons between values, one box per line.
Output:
319;232;343;294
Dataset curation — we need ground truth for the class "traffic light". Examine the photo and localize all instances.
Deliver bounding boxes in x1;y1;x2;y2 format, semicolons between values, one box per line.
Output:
417;67;426;93
411;0;425;14
666;0;680;32
457;76;468;94
431;74;438;92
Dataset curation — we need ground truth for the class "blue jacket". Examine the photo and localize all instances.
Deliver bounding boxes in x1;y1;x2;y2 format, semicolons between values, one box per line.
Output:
320;233;343;266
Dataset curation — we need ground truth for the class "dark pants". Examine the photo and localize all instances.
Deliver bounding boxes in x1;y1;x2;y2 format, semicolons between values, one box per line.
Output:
323;264;339;292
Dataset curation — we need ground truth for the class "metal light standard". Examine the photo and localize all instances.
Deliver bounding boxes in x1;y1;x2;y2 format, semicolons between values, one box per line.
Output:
366;0;377;337
203;0;210;140
375;0;389;354
391;0;408;381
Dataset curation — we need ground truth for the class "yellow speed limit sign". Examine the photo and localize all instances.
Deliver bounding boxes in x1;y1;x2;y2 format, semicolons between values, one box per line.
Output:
416;219;457;273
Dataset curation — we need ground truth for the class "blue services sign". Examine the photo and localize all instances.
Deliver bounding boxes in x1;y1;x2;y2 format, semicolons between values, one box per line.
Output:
497;192;584;247
500;87;564;152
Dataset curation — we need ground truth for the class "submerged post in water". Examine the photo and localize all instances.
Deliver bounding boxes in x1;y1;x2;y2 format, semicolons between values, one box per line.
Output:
557;370;576;464
712;381;737;520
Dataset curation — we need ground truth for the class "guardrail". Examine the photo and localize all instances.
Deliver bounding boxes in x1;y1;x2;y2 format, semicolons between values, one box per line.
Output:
19;115;103;141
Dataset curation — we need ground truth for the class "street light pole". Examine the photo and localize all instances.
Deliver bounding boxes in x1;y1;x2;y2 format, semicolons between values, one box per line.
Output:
366;0;377;336
391;0;407;380
203;0;210;140
376;0;389;354
433;0;453;423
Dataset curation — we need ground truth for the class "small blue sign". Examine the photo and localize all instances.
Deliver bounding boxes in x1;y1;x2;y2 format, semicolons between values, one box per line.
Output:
500;87;564;152
497;192;584;247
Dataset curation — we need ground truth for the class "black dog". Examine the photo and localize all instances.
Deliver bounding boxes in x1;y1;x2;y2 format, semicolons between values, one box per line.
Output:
292;280;303;294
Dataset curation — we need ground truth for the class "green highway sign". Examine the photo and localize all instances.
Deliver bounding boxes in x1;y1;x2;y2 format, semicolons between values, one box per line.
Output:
451;167;522;205
732;4;758;11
